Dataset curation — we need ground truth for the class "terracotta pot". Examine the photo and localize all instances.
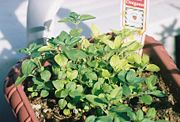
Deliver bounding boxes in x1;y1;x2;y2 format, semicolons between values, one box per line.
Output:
4;36;180;122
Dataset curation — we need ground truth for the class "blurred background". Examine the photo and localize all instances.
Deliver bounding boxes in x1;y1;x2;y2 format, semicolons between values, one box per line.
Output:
0;0;180;121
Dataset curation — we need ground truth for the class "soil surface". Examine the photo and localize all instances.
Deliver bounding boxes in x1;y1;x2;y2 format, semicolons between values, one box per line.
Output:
153;76;180;122
26;74;180;122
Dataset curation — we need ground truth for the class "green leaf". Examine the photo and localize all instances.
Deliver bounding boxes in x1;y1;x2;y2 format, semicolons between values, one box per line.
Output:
69;12;79;19
84;105;90;111
110;55;128;72
110;87;122;99
122;85;131;96
141;54;149;66
55;90;61;98
118;71;127;82
126;41;142;51
92;79;104;95
32;78;45;90
59;12;95;25
15;75;27;85
145;75;157;90
96;116;113;122
31;92;38;97
127;53;141;64
40;90;49;98
86;115;96;122
151;90;165;97
81;38;91;49
126;70;145;84
99;35;115;49
58;17;74;23
38;46;53;52
63;47;87;61
54;54;68;67
27;87;34;92
87;60;98;68
67;70;78;80
126;70;136;82
114;36;123;49
91;24;101;38
52;65;60;75
116;59;128;71
58;71;67;80
67;102;76;109
66;82;76;91
109;105;133;122
60;12;81;25
70;28;83;36
103;40;115;49
146;108;156;119
136;109;144;121
44;82;54;90
58;31;71;44
114;115;128;122
55;89;69;98
40;70;51;81
37;84;45;90
21;59;36;76
80;14;95;21
109;104;132;113
145;64;160;72
86;72;97;81
76;85;84;93
85;95;107;107
140;95;153;105
102;69;111;79
19;43;41;55
52;80;64;90
63;109;71;116
87;45;97;54
132;77;146;84
102;83;112;93
58;99;67;109
127;112;137;121
69;37;82;46
69;85;83;98
69;90;82;98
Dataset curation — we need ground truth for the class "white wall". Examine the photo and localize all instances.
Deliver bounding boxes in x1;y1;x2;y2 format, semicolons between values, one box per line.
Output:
0;0;180;121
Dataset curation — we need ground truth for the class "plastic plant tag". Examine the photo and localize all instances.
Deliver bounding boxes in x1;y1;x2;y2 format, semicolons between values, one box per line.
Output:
121;0;149;53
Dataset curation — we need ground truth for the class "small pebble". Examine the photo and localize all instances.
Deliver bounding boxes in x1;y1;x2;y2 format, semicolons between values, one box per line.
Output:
32;104;41;110
142;106;148;113
73;109;78;114
43;108;52;113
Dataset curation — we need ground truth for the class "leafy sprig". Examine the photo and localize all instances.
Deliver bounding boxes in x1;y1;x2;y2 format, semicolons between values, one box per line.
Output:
59;11;95;36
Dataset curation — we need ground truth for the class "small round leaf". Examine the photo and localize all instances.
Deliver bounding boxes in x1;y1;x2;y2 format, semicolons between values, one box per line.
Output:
140;95;153;105
146;108;156;119
40;90;49;98
58;99;67;109
63;109;71;116
40;70;51;81
136;109;144;121
145;64;160;72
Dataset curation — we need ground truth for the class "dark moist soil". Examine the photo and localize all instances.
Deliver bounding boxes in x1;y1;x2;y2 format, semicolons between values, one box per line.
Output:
153;76;180;122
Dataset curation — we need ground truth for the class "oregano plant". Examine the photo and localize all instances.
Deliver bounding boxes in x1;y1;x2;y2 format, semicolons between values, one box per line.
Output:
16;12;167;122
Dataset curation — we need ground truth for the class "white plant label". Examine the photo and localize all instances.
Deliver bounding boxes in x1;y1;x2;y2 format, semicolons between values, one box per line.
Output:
121;0;149;46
